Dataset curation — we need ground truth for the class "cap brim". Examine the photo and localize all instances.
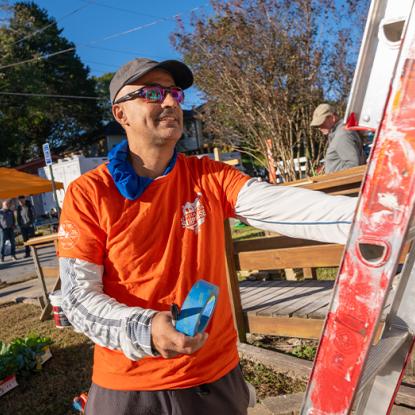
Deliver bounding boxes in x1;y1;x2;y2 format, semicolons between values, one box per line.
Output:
310;115;327;127
125;60;193;91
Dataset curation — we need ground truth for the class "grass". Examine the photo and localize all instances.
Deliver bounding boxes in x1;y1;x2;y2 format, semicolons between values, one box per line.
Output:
240;358;305;400
316;267;338;280
0;303;93;415
231;224;266;241
0;303;306;414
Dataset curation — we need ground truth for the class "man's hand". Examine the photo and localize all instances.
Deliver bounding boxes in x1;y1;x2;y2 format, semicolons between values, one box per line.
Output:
151;311;208;358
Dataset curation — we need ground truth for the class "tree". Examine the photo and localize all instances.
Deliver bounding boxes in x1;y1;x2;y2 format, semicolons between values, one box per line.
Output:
172;0;369;180
0;1;102;166
93;72;113;125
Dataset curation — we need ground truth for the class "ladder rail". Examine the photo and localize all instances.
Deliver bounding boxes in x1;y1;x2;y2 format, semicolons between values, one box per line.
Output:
301;2;415;413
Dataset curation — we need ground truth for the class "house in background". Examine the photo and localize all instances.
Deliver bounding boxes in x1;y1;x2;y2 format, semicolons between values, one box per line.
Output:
13;107;244;214
85;108;205;157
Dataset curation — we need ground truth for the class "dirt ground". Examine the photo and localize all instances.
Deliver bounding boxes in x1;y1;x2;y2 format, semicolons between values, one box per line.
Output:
0;303;306;414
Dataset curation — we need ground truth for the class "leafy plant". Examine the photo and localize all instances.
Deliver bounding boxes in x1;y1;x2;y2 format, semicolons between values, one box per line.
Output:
291;344;316;361
0;334;52;379
0;341;18;380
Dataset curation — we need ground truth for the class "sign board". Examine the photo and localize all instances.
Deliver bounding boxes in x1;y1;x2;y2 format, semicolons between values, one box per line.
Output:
42;143;52;166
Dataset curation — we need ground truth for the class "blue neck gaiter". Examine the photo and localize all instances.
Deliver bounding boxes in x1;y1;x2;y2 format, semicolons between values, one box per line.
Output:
107;139;177;200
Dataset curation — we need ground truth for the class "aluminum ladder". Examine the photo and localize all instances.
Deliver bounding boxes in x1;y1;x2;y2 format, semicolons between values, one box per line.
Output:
301;1;415;413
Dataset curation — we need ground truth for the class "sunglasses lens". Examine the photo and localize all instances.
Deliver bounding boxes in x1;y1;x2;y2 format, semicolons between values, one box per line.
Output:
171;88;184;104
144;86;163;102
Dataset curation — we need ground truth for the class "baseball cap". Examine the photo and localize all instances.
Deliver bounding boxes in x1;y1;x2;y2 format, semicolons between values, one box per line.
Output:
310;103;334;127
109;58;194;104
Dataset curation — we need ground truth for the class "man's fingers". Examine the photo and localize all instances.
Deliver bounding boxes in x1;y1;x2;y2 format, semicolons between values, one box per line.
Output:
151;311;209;358
172;331;208;354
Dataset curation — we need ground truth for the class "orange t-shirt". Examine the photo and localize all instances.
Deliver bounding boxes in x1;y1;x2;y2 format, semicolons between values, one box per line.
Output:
58;154;249;390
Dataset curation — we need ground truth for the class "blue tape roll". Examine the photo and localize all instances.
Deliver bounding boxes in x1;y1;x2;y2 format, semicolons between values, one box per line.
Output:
175;280;219;337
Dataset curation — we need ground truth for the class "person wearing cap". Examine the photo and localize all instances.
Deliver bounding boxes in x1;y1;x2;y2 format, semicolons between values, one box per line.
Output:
310;103;366;173
58;58;357;415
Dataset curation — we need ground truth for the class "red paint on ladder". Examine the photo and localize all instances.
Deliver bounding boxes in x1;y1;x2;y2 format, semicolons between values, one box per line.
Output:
304;56;415;414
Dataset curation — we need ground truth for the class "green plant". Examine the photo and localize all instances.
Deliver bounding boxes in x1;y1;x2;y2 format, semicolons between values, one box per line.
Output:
291;345;316;361
0;335;52;379
0;341;18;380
241;358;306;399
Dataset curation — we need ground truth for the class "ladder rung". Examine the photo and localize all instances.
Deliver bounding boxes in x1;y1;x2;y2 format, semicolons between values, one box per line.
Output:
358;327;411;391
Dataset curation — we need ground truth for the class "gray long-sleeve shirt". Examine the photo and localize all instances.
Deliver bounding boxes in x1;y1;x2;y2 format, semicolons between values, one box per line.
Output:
325;120;366;173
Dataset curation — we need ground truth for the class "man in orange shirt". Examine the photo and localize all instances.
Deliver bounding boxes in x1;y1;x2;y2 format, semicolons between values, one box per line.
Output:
58;58;356;415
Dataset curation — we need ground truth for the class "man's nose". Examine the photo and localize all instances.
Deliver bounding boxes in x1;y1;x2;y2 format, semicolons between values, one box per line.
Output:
161;91;179;107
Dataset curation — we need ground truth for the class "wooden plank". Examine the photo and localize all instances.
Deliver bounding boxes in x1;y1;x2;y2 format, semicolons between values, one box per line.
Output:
282;165;366;187
244;282;310;311
296;290;333;318
291;287;334;318
224;218;247;343
237;242;409;272
42;266;59;278
311;164;365;180
330;187;361;196
271;283;334;317
234;235;324;253
303;267;317;280
396;384;415;408
25;233;58;246
301;175;363;192
242;281;303;310
264;281;331;317
241;281;294;308
246;314;324;339
285;268;297;281
257;281;324;316
255;282;314;316
239;281;277;305
237;244;344;270
309;303;331;319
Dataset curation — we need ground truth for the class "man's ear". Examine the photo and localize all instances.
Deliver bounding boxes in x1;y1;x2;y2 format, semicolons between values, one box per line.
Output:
112;104;129;127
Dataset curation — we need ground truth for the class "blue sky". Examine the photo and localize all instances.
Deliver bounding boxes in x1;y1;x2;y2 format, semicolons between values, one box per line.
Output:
3;0;211;108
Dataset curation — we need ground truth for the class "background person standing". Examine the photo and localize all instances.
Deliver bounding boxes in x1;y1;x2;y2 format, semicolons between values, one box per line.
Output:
16;195;36;258
310;103;366;173
0;200;17;262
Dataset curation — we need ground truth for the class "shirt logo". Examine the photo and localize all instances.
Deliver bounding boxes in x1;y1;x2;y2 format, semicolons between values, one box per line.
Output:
181;193;206;233
58;221;80;249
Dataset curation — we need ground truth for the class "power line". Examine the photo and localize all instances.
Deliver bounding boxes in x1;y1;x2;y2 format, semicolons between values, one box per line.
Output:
80;0;162;19
11;3;92;46
0;48;75;70
83;60;118;69
83;45;171;61
0;91;104;100
0;4;206;71
86;5;203;46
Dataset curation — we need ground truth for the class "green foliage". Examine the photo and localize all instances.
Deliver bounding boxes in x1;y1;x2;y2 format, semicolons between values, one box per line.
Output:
316;267;338;280
0;1;102;166
93;72;113;124
291;344;316;361
241;358;305;399
0;341;18;380
0;334;52;379
231;224;266;241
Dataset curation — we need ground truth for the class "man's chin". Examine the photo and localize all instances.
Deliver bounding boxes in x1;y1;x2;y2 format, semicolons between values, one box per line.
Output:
154;130;182;146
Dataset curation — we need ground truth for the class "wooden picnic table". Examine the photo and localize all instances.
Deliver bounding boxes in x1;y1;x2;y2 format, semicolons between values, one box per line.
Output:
25;233;59;320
